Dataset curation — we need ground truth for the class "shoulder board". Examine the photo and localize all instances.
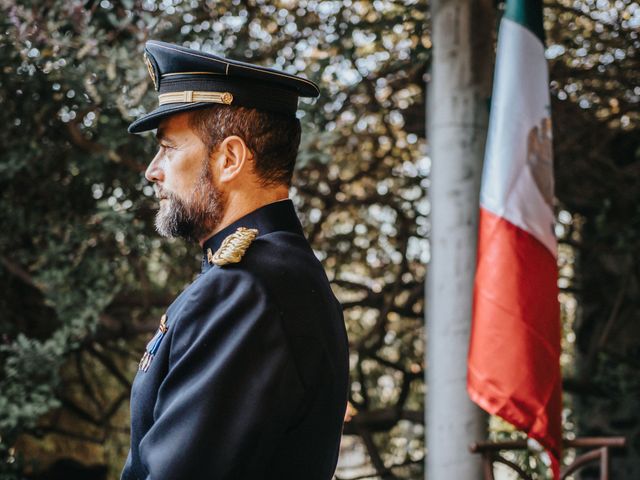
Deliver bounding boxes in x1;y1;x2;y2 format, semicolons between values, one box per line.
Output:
207;227;259;267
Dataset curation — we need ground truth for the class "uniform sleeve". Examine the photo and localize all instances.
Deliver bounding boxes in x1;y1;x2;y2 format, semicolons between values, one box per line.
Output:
138;269;304;480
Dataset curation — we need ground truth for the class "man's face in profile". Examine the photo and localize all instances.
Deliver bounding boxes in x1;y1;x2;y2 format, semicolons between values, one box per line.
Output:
144;112;227;243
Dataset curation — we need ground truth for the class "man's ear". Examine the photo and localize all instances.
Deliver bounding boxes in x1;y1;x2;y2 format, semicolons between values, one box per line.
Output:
214;135;253;184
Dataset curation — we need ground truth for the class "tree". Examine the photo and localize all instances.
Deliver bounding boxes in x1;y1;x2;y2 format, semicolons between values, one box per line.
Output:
548;0;640;476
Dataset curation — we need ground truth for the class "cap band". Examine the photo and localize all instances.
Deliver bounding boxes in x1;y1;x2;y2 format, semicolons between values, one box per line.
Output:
158;90;234;106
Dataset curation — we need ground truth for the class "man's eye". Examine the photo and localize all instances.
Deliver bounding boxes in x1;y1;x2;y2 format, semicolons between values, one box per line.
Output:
160;144;174;150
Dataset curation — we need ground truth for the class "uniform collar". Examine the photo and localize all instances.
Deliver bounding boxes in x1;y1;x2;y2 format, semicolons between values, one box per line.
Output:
200;198;304;273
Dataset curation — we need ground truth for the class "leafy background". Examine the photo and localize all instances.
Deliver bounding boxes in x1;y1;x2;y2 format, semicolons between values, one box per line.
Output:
0;0;638;479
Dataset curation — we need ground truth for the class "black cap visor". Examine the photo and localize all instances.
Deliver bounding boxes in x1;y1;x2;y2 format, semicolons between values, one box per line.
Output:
128;102;222;134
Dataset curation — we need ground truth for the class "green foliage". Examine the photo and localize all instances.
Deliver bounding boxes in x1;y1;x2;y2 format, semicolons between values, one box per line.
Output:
0;335;63;435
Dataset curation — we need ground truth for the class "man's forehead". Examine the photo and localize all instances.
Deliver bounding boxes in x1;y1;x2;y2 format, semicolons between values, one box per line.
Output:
155;113;191;140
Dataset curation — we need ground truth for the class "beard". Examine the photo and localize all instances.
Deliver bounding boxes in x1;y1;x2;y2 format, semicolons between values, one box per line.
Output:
154;159;227;243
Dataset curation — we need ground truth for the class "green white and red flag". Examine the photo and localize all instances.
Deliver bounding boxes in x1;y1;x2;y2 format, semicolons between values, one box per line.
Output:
467;0;562;476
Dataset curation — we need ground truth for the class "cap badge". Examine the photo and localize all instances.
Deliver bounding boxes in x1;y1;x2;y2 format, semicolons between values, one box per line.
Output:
143;52;158;90
207;227;258;266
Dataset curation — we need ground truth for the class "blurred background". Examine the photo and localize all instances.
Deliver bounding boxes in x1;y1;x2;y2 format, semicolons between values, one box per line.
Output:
0;0;638;479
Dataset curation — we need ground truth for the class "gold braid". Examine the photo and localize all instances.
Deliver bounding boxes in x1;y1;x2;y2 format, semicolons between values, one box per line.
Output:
207;227;259;266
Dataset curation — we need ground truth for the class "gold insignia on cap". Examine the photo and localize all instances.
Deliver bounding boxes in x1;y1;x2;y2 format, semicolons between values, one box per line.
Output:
144;52;158;90
207;227;258;266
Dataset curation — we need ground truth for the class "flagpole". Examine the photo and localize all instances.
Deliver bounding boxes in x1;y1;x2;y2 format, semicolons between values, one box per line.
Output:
425;0;494;476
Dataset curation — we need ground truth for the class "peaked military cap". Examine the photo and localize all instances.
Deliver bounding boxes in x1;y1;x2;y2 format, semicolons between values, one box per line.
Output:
128;40;320;134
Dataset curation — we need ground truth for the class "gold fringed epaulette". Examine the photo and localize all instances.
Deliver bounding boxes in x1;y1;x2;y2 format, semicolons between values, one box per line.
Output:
207;227;259;266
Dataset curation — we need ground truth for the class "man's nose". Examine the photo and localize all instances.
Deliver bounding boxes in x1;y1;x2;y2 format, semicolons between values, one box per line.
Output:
145;152;164;183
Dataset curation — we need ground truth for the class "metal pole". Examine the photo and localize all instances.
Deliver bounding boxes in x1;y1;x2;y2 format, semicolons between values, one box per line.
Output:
425;0;495;477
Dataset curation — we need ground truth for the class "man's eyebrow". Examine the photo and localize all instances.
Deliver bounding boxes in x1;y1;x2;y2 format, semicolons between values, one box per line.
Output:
155;129;176;143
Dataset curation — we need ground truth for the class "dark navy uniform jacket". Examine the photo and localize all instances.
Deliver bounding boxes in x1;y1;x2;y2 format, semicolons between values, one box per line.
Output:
121;199;349;480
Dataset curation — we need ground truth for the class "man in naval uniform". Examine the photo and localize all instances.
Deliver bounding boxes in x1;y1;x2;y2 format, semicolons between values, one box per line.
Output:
120;40;349;480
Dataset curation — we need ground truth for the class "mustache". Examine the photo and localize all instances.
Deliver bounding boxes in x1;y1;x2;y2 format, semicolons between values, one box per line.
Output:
154;186;171;200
